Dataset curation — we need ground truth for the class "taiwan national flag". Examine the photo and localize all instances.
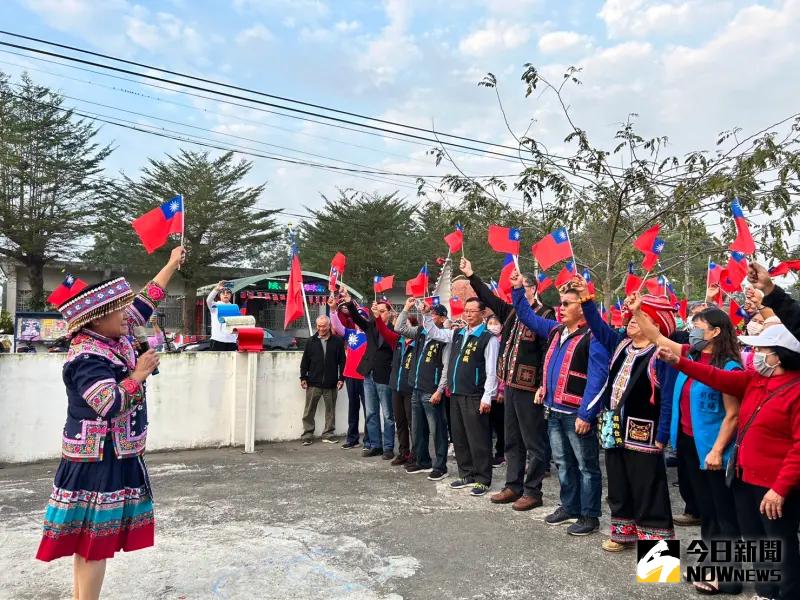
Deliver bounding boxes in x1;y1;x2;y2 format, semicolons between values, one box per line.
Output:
707;260;723;286
555;261;576;288
610;298;624;327
625;262;642;296
424;296;441;307
329;252;347;291
730;199;756;255
444;224;464;254
536;272;553;293
450;296;464;318
343;329;368;379
531;227;573;270
498;254;516;301
487;225;521;255
406;264;429;297
284;243;305;329
769;259;800;277
582;268;596;295
644;278;662;296
132;195;184;254
665;280;678;305
633;225;661;254
47;273;88;307
373;275;394;293
721;251;748;292
729;299;747;327
641;238;666;271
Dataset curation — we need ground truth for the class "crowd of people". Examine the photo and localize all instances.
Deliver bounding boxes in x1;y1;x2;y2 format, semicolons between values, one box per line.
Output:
299;256;800;599
31;239;800;600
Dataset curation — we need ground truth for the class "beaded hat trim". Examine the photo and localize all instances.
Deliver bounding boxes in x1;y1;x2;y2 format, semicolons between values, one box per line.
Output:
58;277;135;332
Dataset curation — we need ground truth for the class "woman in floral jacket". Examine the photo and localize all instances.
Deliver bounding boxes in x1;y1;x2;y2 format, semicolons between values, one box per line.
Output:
36;246;184;600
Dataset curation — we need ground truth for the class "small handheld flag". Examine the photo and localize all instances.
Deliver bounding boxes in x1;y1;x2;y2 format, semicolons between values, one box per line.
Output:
555;261;576;288
284;242;305;330
406;265;429;297
536;272;554;294
581;268;596;295
47;274;88;307
450;296;464;318
444;224;464;254
373;275;394;294
132;195;184;254
498;254;516;301
730;199;756;255
625;262;642;296
329;252;347;291
487;225;521;255
769;259;800;277
633;225;660;254
531;227;573;270
641;238;666;271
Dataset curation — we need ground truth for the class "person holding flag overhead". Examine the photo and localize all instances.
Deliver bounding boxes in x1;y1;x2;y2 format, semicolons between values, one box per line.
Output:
571;275;678;551
421;295;500;497
508;270;608;535
460;256;554;506
35;246;184;600
394;297;451;481
341;288;396;460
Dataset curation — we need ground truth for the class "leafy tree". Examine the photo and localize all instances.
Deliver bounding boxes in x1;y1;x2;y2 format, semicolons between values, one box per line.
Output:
0;72;112;309
0;309;12;333
87;150;281;332
299;190;426;296
426;66;800;301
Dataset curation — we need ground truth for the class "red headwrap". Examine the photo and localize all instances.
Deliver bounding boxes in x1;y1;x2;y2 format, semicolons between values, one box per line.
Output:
638;294;676;337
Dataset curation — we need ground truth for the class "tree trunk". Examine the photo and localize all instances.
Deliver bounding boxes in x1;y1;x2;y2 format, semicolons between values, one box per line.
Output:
26;258;46;311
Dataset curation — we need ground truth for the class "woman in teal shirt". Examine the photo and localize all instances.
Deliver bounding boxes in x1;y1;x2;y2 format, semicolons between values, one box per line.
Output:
629;296;742;595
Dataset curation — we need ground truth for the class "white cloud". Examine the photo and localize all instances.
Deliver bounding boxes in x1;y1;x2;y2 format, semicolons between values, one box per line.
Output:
538;31;592;54
232;0;329;18
236;24;274;45
335;20;360;32
356;0;422;86
458;19;533;56
123;10;205;54
598;0;733;38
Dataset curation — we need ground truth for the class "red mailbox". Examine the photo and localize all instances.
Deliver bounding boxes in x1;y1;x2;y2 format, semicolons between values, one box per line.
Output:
236;327;264;352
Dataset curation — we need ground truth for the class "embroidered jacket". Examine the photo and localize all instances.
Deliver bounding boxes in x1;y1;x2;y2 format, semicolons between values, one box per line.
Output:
60;282;166;462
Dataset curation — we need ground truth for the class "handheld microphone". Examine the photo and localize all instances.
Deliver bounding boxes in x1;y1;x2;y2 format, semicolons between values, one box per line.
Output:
133;326;159;376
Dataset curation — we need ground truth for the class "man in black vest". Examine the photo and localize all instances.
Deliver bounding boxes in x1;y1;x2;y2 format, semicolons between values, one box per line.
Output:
394;297;451;480
422;297;499;497
460;257;554;511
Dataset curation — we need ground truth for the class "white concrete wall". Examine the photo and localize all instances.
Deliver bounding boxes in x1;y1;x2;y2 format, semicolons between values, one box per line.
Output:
0;351;354;463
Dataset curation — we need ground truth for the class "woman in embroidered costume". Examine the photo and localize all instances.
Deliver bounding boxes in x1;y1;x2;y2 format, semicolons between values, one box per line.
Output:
571;277;678;552
36;246;184;600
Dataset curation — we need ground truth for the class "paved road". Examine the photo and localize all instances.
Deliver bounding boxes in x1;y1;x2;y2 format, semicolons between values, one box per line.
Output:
1;442;743;599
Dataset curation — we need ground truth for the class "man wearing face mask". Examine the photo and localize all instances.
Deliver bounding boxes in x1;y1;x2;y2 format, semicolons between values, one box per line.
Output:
510;270;609;536
659;323;800;600
459;257;554;511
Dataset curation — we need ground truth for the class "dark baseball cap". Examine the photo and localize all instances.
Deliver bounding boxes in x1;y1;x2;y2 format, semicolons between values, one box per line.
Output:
432;304;448;317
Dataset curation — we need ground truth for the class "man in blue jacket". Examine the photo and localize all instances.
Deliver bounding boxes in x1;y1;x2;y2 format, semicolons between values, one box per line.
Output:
510;270;609;536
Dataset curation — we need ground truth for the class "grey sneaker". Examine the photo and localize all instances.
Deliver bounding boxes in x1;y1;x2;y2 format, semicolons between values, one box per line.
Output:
301;439;312;446
567;516;600;536
322;437;338;444
545;506;579;525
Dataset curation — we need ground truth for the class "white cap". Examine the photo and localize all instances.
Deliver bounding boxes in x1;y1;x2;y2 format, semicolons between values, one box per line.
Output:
739;324;800;354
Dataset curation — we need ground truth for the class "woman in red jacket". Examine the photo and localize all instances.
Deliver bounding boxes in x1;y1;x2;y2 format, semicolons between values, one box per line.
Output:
658;324;800;600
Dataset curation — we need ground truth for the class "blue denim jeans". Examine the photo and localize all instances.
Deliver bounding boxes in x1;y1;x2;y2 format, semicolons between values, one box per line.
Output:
548;410;602;517
363;373;394;451
412;390;448;472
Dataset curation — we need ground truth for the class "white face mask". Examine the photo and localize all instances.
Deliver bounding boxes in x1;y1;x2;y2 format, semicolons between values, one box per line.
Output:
753;351;778;377
746;320;764;336
488;324;502;336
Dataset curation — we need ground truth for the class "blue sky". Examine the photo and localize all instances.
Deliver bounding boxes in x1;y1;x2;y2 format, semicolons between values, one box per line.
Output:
2;0;798;237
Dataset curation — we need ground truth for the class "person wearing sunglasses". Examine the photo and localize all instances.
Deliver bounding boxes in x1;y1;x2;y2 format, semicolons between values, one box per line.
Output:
509;269;609;537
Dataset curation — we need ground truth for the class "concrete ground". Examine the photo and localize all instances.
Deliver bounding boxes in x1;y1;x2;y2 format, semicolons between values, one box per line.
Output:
1;442;747;599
